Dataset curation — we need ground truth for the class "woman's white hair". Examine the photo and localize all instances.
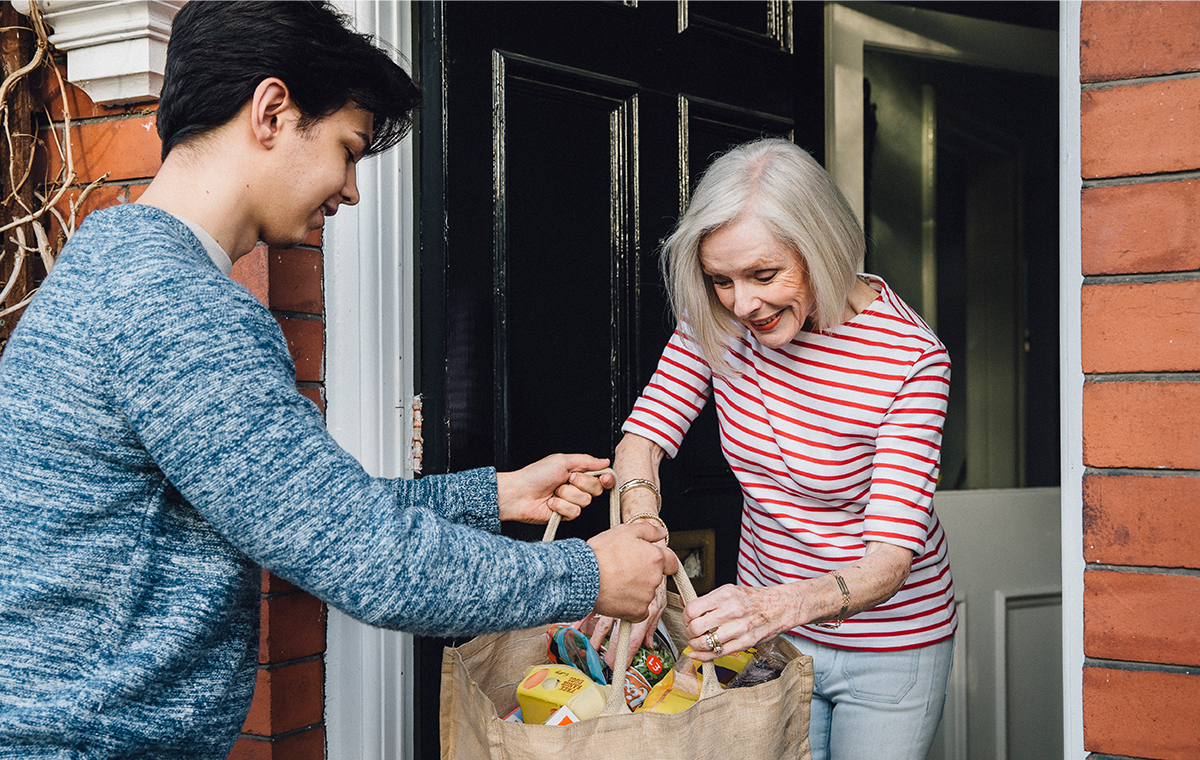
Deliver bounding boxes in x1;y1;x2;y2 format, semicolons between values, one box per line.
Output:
662;137;864;376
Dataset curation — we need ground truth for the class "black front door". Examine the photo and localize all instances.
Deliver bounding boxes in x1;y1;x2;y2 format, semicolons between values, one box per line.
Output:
416;3;822;754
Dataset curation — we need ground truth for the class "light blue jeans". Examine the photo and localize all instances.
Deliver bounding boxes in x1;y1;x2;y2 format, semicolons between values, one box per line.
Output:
785;634;954;760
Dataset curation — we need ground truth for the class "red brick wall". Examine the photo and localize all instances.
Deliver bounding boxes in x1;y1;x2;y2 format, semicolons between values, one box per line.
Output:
33;58;329;760
1080;3;1200;758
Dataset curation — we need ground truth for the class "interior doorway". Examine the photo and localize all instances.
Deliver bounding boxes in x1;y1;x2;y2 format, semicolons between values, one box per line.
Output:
827;4;1060;759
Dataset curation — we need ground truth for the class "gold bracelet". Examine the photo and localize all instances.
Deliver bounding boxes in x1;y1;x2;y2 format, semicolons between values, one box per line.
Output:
624;512;668;547
617;478;662;511
813;570;851;630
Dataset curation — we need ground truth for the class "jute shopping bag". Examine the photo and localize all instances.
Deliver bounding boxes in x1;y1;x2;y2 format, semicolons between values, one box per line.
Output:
439;472;814;760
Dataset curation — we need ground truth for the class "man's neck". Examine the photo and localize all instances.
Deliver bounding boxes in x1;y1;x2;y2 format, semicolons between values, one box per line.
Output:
136;148;262;263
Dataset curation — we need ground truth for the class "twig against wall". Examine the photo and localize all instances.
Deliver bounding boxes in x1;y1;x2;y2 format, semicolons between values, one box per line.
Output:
0;1;105;353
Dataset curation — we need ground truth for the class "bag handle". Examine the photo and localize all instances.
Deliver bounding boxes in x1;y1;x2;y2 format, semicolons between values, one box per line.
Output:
541;468;722;713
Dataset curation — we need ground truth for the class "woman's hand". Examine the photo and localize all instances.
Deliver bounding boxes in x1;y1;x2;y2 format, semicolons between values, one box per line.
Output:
681;583;799;662
681;542;914;660
495;454;615;524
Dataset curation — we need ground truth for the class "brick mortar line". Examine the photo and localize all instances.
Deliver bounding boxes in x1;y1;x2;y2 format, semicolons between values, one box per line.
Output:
1085;466;1200;477
1084;657;1200;676
295;381;325;389
39;111;158;129
1086;563;1200;578
278;243;321;253
1082;169;1200;188
1081;69;1200;89
271;309;324;321
237;722;324;742
257;653;324;672
1084;372;1200;382
1082;271;1200;285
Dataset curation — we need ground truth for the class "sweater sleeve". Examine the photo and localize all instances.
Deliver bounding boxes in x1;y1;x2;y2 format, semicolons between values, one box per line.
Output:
621;327;713;458
97;265;598;635
863;344;951;555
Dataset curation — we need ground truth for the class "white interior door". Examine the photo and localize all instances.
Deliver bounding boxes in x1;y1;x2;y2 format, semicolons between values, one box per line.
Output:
928;488;1062;760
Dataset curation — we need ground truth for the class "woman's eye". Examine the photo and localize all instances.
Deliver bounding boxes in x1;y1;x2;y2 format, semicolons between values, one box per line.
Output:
755;271;778;283
711;278;732;288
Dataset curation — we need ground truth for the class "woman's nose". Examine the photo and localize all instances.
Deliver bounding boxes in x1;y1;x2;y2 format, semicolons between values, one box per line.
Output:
731;283;758;318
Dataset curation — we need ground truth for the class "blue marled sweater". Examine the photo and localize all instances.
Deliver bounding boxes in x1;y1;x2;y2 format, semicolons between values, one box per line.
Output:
0;204;600;759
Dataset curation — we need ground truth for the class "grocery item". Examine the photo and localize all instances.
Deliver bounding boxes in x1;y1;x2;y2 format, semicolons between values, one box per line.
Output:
726;639;790;689
516;664;609;725
685;645;757;686
543;706;581;726
629;630;675;687
620;665;653;710
545;624;610;685
635;646;758;714
636;667;699;714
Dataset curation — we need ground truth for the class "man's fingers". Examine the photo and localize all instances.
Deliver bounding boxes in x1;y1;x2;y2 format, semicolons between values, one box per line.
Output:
547;496;581;520
566;470;607;497
626;521;668;546
658;544;679;575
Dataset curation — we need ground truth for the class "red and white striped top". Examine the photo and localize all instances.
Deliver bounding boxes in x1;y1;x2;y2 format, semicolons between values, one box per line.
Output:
623;277;956;651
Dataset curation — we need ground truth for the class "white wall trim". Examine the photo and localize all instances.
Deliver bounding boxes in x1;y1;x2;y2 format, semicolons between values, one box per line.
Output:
1058;3;1086;758
323;2;417;759
12;0;184;105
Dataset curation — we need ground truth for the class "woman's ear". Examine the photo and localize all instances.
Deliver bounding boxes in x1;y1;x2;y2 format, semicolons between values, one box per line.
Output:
249;77;294;149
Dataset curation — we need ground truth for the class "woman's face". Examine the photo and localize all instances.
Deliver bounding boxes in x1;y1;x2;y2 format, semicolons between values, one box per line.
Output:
699;216;814;348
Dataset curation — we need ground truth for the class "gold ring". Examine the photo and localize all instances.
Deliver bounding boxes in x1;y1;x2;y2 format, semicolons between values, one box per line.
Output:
705;630;722;656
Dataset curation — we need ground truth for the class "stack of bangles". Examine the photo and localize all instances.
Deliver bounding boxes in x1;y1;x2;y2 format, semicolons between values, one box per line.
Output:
618;478;667;546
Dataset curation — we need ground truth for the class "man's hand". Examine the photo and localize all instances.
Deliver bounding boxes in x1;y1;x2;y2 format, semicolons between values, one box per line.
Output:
587;523;678;621
495;453;615;524
579;577;668;668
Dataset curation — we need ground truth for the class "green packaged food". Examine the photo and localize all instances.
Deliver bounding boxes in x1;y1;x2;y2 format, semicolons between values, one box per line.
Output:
629;629;675;688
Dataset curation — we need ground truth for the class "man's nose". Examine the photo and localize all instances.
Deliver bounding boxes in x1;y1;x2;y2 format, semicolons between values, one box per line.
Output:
342;165;360;206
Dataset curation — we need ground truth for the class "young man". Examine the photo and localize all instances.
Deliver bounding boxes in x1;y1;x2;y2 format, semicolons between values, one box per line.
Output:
0;3;676;758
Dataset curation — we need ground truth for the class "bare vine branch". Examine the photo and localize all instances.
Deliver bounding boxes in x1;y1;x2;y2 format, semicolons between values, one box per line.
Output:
1;0;100;345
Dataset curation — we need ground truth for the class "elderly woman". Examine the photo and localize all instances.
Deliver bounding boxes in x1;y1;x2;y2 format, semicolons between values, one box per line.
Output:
607;138;956;760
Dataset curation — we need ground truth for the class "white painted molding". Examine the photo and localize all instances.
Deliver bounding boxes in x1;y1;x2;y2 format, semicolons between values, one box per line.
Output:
11;0;184;105
322;2;417;759
1059;4;1086;759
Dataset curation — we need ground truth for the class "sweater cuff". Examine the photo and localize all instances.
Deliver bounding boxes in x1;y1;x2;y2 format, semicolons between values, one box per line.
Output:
554;538;602;620
437;467;501;533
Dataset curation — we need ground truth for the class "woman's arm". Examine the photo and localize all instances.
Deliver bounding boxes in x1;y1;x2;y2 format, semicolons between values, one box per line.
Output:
681;541;913;661
579;432;671;660
613;433;667;522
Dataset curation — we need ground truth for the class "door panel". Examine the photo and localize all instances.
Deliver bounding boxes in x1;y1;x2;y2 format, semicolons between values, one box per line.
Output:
928;488;1062;760
496;54;639;484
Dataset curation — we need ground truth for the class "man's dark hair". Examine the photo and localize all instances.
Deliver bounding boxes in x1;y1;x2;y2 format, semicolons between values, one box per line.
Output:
157;1;421;161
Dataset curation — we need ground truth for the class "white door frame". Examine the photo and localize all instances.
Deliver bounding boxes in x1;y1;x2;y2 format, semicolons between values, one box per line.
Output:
824;2;1056;226
1058;3;1086;758
323;2;419;759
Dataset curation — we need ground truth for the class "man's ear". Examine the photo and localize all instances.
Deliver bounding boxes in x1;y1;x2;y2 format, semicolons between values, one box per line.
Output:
249;77;295;149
